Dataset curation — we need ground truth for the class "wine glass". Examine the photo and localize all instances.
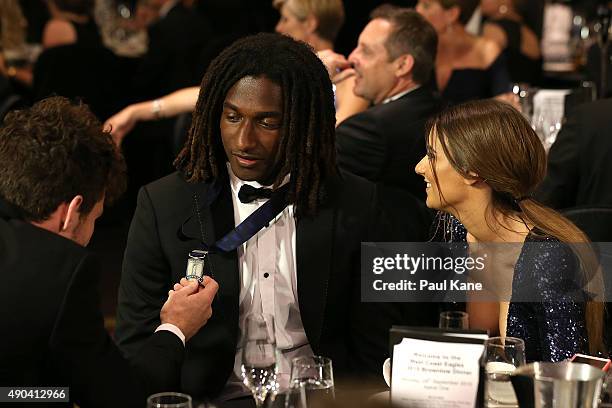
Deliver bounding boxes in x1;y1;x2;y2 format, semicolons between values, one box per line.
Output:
290;355;335;404
483;336;526;406
241;313;279;407
533;112;562;152
438;311;469;329
146;392;192;408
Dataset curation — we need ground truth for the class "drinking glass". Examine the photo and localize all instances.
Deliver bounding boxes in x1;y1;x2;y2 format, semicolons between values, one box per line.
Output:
533;112;562;152
283;381;308;408
147;392;192;408
512;83;536;122
290;355;335;403
241;313;278;407
483;336;526;406
438;311;469;329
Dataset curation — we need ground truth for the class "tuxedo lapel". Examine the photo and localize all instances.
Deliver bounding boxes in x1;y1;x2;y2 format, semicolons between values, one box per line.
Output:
207;182;240;292
296;204;335;351
181;179;240;303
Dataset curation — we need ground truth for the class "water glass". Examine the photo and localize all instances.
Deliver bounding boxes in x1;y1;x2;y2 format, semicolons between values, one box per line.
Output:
533;112;562;152
512;83;536;122
439;311;469;329
147;392;192;408
290;355;335;403
483;337;526;406
242;313;278;407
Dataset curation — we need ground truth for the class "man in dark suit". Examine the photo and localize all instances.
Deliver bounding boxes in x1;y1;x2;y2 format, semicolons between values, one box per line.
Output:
115;33;439;401
322;7;439;201
537;98;612;209
319;7;440;238
0;96;218;407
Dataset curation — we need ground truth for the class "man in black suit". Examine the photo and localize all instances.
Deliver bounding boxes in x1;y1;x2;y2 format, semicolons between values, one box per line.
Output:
319;7;440;239
115;33;439;401
537;98;612;209
0;97;218;407
322;6;439;202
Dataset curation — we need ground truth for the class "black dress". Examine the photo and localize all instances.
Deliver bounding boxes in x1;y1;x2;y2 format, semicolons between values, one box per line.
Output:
488;18;542;85
439;52;512;106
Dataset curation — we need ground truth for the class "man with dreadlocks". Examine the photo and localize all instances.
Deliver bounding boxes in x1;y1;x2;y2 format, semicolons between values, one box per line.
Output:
115;33;437;401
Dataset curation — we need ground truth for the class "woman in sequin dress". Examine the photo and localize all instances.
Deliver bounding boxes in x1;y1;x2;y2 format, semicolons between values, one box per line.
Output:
414;99;605;362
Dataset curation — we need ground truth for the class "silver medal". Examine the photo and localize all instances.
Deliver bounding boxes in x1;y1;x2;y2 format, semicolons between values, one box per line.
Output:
185;249;208;283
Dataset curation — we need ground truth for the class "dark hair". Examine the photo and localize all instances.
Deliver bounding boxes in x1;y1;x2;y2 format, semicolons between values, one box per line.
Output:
426;99;605;354
438;0;480;25
0;96;126;222
370;5;438;85
175;33;338;217
51;0;94;15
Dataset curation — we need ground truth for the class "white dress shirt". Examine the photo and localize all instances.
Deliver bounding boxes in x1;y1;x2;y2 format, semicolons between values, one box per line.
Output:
381;85;421;105
220;165;313;401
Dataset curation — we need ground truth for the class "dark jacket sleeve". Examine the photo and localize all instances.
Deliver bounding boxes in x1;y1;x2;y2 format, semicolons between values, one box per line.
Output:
49;254;183;408
115;186;173;359
336;112;387;182
346;183;438;382
536;108;581;209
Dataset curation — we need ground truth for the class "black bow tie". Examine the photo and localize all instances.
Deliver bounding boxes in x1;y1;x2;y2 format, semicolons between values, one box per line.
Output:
238;184;274;203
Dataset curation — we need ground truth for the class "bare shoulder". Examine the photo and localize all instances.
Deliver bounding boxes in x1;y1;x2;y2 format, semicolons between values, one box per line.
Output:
476;36;503;67
482;22;507;49
43;19;77;48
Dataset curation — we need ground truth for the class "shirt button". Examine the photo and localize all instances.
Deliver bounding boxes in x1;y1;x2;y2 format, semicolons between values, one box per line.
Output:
264;272;270;278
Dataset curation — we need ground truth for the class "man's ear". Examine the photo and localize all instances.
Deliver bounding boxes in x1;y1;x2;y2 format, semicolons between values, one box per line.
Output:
305;14;318;35
61;195;84;233
395;54;415;77
446;5;461;25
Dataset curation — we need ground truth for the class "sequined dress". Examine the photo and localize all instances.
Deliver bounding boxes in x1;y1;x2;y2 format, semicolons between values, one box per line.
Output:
433;213;588;362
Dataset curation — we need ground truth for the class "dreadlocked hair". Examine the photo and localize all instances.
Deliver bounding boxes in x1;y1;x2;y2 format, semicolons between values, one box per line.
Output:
175;32;338;217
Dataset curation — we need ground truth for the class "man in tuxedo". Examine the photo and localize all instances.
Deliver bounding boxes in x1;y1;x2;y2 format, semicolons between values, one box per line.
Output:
537;98;612;209
0;96;218;407
115;33;439;401
319;6;440;239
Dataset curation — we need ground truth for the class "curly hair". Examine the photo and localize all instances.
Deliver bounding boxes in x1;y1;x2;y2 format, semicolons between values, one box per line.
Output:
0;96;126;222
175;33;338;217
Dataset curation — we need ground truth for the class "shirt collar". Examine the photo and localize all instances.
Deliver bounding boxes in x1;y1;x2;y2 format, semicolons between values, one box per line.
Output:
381;85;421;105
227;163;290;203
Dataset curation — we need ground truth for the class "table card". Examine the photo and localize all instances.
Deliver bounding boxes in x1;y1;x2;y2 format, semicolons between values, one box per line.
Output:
391;337;485;408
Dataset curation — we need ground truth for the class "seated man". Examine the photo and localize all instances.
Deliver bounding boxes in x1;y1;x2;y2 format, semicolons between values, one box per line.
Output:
0;96;218;408
323;6;440;203
115;33;439;401
318;6;440;240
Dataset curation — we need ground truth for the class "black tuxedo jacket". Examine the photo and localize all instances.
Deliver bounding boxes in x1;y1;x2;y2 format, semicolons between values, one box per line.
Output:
115;171;438;399
335;86;441;202
0;199;184;408
537;98;612;209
